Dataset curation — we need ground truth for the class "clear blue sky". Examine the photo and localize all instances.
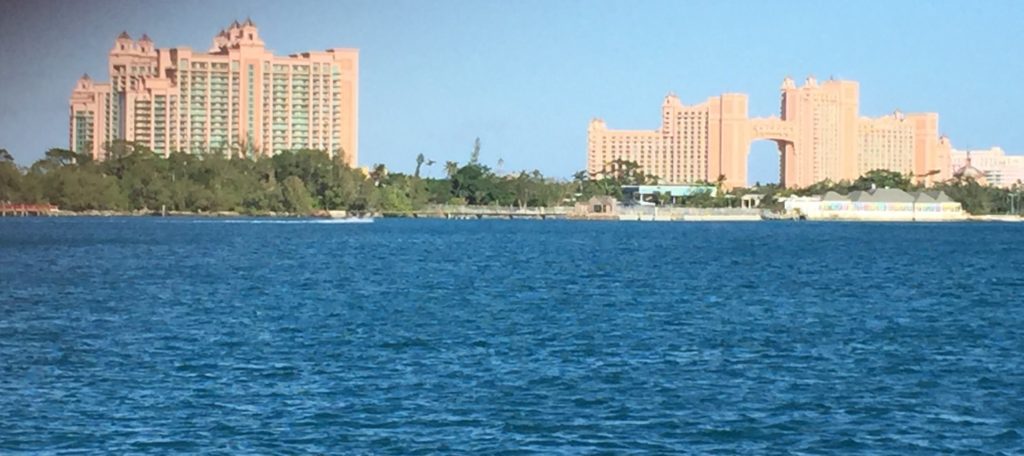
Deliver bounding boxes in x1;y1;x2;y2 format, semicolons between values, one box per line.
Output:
1;0;1022;184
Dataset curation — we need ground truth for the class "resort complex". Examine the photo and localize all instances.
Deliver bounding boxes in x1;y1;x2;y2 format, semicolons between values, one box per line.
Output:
588;77;952;189
26;19;1019;221
950;148;1024;188
69;20;359;164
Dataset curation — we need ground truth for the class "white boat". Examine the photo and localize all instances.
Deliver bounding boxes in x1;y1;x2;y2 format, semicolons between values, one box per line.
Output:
325;210;375;223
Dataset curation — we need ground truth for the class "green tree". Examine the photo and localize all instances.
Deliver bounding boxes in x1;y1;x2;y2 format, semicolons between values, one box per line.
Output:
852;169;913;191
414;153;426;178
0;159;21;202
378;186;413;212
652;191;672;206
369;163;388;187
281;175;314;214
424;178;452;204
715;174;727;195
42;166;127;211
594;159;659;187
444;161;459;179
512;171;534;209
933;177;1008;215
11;143;593;213
470;137;481;165
451;163;500;205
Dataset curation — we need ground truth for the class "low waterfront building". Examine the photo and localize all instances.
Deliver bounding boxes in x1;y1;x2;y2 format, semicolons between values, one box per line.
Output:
571;195;619;220
785;188;965;221
740;194;764;209
621;184;717;205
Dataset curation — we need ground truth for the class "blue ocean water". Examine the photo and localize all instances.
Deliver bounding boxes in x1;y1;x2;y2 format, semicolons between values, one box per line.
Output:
1;217;1022;454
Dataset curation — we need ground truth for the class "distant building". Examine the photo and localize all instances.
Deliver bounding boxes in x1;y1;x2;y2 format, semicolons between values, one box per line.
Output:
69;20;359;164
740;194;764;209
785;188;964;221
950;148;1024;188
572;195;619;220
621;184;717;205
588;77;951;189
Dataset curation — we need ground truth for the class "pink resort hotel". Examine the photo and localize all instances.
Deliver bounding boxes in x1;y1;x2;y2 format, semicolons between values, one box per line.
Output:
588;77;952;188
68;20;359;164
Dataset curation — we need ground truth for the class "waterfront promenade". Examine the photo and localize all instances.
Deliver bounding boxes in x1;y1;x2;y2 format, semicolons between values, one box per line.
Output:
382;205;570;220
1;203;1018;222
381;205;763;221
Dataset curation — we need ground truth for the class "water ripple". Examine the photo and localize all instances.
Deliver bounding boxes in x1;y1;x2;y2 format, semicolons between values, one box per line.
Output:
1;218;1023;453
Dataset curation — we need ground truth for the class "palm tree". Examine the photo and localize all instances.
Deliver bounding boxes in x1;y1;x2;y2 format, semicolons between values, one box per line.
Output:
715;174;727;195
445;161;459;179
470;138;481;165
228;139;251;160
414;153;425;178
370;164;387;187
656;191;673;206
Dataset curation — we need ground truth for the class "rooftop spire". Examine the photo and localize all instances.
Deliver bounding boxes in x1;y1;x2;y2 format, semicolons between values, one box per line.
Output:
244;16;255;27
231;19;241;28
117;30;131;40
139;33;151;42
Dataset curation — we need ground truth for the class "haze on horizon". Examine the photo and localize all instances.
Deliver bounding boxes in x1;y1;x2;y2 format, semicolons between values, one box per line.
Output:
1;0;1022;185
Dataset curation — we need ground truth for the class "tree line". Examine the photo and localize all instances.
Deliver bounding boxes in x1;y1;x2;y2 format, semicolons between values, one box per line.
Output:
1;144;1020;215
0;141;580;214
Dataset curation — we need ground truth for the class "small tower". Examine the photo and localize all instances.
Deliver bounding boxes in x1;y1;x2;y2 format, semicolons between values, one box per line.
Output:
113;30;133;53
138;33;154;53
76;73;93;91
238;17;262;45
662;91;681;107
227;19;242;41
781;76;795;90
210;28;229;52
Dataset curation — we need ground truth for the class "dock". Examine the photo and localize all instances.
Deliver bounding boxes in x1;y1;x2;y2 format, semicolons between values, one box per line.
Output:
0;204;59;216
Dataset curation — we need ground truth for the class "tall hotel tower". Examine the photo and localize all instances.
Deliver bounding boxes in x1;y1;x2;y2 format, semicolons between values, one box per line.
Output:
69;20;359;164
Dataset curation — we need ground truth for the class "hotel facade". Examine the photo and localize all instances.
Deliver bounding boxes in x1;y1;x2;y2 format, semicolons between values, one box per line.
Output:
69;20;358;164
950;148;1024;188
588;77;951;188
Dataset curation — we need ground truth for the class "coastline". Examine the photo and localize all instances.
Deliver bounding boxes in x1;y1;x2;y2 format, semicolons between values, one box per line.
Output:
5;208;1017;222
24;209;379;218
